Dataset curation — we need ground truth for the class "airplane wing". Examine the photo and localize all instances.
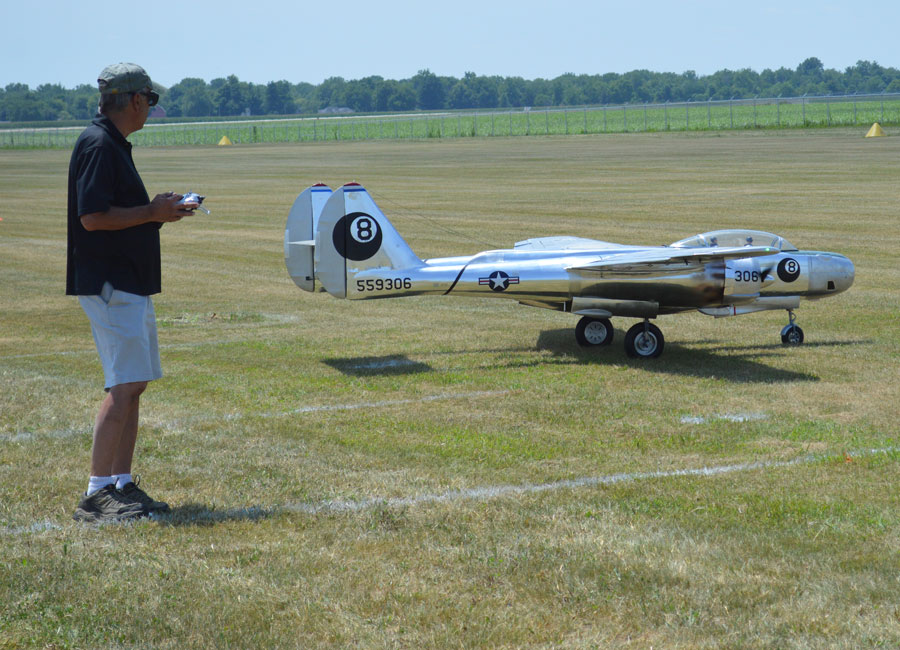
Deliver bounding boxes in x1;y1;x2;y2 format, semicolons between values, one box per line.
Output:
514;236;639;251
568;245;778;273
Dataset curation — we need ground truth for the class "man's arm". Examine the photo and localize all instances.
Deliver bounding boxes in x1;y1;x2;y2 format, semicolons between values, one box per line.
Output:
80;192;197;232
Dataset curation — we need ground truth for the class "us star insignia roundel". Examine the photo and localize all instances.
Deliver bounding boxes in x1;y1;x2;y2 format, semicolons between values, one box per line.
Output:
479;270;519;292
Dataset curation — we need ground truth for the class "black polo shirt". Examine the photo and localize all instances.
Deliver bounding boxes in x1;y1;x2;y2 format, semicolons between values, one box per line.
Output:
66;115;161;296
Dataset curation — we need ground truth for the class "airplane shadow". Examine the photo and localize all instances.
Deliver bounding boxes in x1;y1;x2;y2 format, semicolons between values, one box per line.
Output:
535;328;822;383
700;339;871;354
323;354;433;377
322;347;540;377
318;333;860;383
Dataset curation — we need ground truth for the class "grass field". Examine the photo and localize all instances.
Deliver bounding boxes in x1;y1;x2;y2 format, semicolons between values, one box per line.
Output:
1;130;899;648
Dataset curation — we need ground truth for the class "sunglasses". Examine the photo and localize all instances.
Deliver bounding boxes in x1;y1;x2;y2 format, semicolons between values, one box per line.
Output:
137;89;159;107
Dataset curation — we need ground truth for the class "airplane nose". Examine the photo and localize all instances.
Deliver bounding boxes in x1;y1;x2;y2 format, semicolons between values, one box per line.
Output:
809;253;854;294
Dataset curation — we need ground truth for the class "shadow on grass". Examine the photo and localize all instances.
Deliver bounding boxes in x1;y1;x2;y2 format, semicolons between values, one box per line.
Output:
535;328;822;383
319;331;856;383
156;503;279;527
323;354;433;377
700;339;870;354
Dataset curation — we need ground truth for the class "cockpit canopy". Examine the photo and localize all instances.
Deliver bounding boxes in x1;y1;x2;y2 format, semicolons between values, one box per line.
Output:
669;229;798;252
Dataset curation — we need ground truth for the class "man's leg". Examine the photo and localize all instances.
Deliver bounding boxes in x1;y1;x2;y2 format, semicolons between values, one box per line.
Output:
74;382;149;522
90;381;147;477
97;380;172;514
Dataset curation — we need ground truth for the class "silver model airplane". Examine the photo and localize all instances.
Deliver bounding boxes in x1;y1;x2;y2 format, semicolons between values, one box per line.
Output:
285;183;854;358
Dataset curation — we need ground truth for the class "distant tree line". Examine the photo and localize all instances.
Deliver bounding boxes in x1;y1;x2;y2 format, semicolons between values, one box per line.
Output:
3;58;900;122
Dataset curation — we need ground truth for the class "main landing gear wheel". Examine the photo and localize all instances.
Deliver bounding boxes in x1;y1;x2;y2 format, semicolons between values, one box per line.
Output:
624;321;665;358
780;310;804;346
575;316;614;347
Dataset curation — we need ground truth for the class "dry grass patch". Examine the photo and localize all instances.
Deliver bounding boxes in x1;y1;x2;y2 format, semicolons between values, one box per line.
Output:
1;131;898;648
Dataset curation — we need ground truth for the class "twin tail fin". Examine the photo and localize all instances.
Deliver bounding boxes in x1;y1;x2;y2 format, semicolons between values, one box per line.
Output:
285;183;421;298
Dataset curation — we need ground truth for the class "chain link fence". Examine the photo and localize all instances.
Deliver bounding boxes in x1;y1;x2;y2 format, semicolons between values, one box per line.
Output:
3;92;899;149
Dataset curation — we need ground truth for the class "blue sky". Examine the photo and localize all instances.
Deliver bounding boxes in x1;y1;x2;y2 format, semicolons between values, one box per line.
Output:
3;0;899;89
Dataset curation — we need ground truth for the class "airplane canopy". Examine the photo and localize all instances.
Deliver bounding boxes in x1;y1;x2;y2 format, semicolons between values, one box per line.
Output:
669;229;798;252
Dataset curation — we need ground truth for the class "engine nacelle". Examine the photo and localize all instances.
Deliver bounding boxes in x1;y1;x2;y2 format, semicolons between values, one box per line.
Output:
724;258;763;302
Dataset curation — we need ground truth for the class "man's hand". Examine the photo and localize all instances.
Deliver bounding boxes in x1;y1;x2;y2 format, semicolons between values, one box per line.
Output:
149;192;197;223
80;193;197;231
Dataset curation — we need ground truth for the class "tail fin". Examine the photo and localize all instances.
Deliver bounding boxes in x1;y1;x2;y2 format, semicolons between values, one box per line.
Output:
285;184;333;291
315;183;422;298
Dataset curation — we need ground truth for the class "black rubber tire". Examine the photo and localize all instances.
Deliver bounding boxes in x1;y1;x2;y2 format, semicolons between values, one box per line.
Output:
781;324;804;346
624;322;665;358
575;317;614;347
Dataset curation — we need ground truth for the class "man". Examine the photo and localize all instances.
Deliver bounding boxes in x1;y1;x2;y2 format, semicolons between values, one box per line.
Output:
68;63;197;522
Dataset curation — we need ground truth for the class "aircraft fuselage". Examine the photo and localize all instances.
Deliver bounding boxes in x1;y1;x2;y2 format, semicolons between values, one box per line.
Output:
349;247;853;318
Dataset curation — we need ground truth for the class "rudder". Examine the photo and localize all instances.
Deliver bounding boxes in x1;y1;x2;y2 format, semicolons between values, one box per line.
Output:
315;183;421;298
285;183;333;291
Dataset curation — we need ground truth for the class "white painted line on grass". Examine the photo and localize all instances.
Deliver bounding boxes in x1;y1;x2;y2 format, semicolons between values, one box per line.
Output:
3;349;95;360
2;520;63;535
0;390;511;441
283;446;899;516
681;412;769;425
4;447;897;534
0;427;91;443
1;339;247;361
251;390;510;419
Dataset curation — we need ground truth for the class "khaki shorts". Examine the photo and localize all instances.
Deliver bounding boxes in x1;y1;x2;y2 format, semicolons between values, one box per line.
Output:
79;282;162;390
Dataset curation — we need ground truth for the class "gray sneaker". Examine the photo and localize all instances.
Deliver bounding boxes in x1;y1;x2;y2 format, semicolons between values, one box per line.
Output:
119;477;170;514
73;485;147;522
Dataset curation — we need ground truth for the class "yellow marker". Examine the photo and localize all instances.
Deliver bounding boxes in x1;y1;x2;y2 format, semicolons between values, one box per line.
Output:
865;123;886;138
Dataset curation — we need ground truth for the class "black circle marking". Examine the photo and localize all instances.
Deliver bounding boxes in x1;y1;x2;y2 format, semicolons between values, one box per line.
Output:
777;258;801;283
333;212;382;261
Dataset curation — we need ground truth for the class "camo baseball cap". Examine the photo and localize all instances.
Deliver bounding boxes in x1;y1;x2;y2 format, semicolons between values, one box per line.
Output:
97;63;165;95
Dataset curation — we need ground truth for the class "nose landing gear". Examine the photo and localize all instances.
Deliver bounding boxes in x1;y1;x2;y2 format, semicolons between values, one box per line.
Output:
781;310;804;346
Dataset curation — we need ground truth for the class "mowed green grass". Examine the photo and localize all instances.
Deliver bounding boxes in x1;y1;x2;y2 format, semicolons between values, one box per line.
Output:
1;131;899;648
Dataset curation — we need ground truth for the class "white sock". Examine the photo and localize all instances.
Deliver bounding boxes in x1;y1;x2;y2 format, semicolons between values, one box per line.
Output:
113;473;134;490
87;476;115;496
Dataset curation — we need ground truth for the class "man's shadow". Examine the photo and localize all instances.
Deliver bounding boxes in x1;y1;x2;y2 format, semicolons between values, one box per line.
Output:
156;503;279;527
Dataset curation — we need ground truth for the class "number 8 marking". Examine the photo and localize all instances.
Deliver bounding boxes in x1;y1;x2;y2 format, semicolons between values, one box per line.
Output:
777;257;801;283
351;216;378;243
